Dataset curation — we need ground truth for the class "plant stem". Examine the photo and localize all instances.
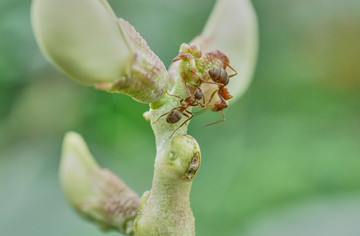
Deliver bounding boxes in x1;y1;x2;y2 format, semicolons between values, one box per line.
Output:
134;69;201;236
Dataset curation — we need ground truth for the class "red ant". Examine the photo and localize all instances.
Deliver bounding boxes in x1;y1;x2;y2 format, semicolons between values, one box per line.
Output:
153;85;205;138
155;52;237;137
193;61;238;126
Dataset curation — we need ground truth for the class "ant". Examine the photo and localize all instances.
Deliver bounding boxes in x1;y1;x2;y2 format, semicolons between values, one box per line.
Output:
155;51;237;138
193;60;238;126
153;85;205;138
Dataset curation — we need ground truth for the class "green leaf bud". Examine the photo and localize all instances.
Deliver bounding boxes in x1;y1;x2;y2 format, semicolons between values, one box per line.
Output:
60;132;140;234
32;0;167;103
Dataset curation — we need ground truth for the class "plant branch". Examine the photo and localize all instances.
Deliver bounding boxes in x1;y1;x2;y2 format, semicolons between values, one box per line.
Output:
133;65;201;236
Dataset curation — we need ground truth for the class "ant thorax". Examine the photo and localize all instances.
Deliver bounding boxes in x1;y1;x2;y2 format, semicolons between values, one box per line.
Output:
183;96;196;105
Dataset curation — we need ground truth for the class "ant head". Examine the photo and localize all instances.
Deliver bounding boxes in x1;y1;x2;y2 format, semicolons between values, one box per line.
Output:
194;89;203;100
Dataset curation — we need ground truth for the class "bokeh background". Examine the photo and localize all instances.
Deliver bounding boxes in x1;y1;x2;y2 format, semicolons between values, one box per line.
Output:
1;0;360;235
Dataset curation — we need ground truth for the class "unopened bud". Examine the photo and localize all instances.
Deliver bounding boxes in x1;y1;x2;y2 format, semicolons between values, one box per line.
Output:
157;134;201;180
32;0;167;103
60;132;139;234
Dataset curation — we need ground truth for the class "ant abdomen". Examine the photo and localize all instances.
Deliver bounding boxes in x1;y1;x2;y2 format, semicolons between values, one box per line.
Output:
208;67;229;85
166;108;183;124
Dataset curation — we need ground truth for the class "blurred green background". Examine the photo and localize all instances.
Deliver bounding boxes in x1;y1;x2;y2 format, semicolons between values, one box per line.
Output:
1;0;360;235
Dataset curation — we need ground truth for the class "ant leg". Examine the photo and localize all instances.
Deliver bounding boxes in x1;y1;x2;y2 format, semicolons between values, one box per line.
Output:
189;70;222;86
205;109;225;126
166;91;186;107
205;89;220;106
166;91;184;101
213;55;238;78
184;82;195;97
197;76;222;86
169;110;194;139
218;91;227;103
152;111;171;124
223;61;238;78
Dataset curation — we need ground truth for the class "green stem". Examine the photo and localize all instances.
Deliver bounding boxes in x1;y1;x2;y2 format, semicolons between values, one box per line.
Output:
134;70;201;236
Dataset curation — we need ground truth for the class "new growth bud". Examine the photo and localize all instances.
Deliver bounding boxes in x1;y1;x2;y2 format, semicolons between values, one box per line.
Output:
32;0;167;103
158;134;201;180
60;132;140;234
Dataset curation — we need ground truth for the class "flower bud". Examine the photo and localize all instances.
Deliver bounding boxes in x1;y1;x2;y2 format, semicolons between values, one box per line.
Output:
60;132;140;234
157;134;201;180
31;0;131;85
111;19;168;103
32;0;167;103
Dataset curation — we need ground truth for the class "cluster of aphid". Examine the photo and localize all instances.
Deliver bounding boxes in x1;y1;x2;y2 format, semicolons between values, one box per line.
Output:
154;43;237;138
